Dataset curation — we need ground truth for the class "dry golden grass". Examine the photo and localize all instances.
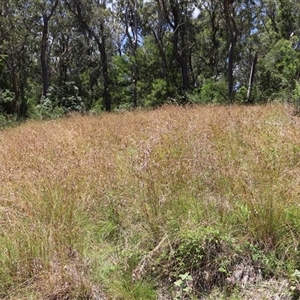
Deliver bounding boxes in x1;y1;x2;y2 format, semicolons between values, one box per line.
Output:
1;103;300;298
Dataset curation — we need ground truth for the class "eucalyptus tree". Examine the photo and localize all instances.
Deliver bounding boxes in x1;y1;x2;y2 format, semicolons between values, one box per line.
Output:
115;0;140;107
50;5;74;84
40;0;59;97
157;0;196;95
229;0;260;103
222;0;239;101
136;0;176;106
193;0;226;82
65;0;113;111
0;0;34;116
276;0;295;40
141;0;169;79
49;4;93;93
213;0;257;102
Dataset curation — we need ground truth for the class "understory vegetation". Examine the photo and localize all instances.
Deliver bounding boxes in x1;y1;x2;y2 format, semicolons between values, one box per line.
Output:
1;104;300;299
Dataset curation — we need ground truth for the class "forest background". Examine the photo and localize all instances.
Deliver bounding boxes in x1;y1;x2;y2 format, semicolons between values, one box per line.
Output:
0;0;299;121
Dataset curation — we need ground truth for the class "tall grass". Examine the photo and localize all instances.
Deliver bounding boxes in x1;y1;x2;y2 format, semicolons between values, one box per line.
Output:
0;104;300;298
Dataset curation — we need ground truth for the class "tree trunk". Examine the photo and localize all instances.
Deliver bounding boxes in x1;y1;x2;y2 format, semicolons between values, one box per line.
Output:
150;28;168;79
100;34;111;112
41;14;49;97
177;55;190;91
162;0;190;93
173;28;190;93
132;0;138;108
9;64;18;114
224;0;238;102
228;40;236;101
209;7;218;78
125;0;138;108
246;52;258;103
40;0;59;98
155;0;167;78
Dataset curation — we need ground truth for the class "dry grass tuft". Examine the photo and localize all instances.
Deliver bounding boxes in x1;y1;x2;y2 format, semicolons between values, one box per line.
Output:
1;103;300;298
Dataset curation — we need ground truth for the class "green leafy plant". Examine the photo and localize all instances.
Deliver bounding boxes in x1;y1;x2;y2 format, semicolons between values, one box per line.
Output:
174;272;193;300
155;228;236;295
292;80;300;114
261;39;300;100
146;78;169;107
290;269;300;299
36;81;84;119
189;78;228;104
0;89;15;104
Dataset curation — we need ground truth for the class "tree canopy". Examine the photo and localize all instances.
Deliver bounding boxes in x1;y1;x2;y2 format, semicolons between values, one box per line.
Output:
0;0;299;117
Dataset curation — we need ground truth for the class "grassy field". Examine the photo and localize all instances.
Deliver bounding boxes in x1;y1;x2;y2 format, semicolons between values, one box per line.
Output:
1;104;300;299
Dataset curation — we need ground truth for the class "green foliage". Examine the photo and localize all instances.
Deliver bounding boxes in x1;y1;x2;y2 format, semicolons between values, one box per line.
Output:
292;80;300;114
235;86;248;104
174;272;193;300
277;0;295;40
0;89;15;104
36;82;84;119
36;97;65;119
0;0;299;116
154;226;291;297
290;269;300;299
110;55;132;109
145;78;169;107
107;273;157;300
0;89;15;114
155;228;235;295
78;71;98;111
260;39;300;99
0;113;18;130
189;79;227;104
1;0;299;115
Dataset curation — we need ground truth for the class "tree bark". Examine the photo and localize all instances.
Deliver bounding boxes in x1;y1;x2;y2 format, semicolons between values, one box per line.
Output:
41;14;49;97
40;0;59;97
125;0;138;108
227;40;236;101
224;0;238;102
100;23;111;112
246;52;258;104
162;0;190;93
155;0;168;78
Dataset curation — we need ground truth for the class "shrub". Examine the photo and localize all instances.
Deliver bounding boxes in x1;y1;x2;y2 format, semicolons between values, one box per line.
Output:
188;78;228;104
0;89;16;115
292;80;300;114
145;78;169;107
36;81;84;119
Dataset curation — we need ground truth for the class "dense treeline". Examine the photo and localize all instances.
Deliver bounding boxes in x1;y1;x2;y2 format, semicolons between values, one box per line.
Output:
0;0;299;118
